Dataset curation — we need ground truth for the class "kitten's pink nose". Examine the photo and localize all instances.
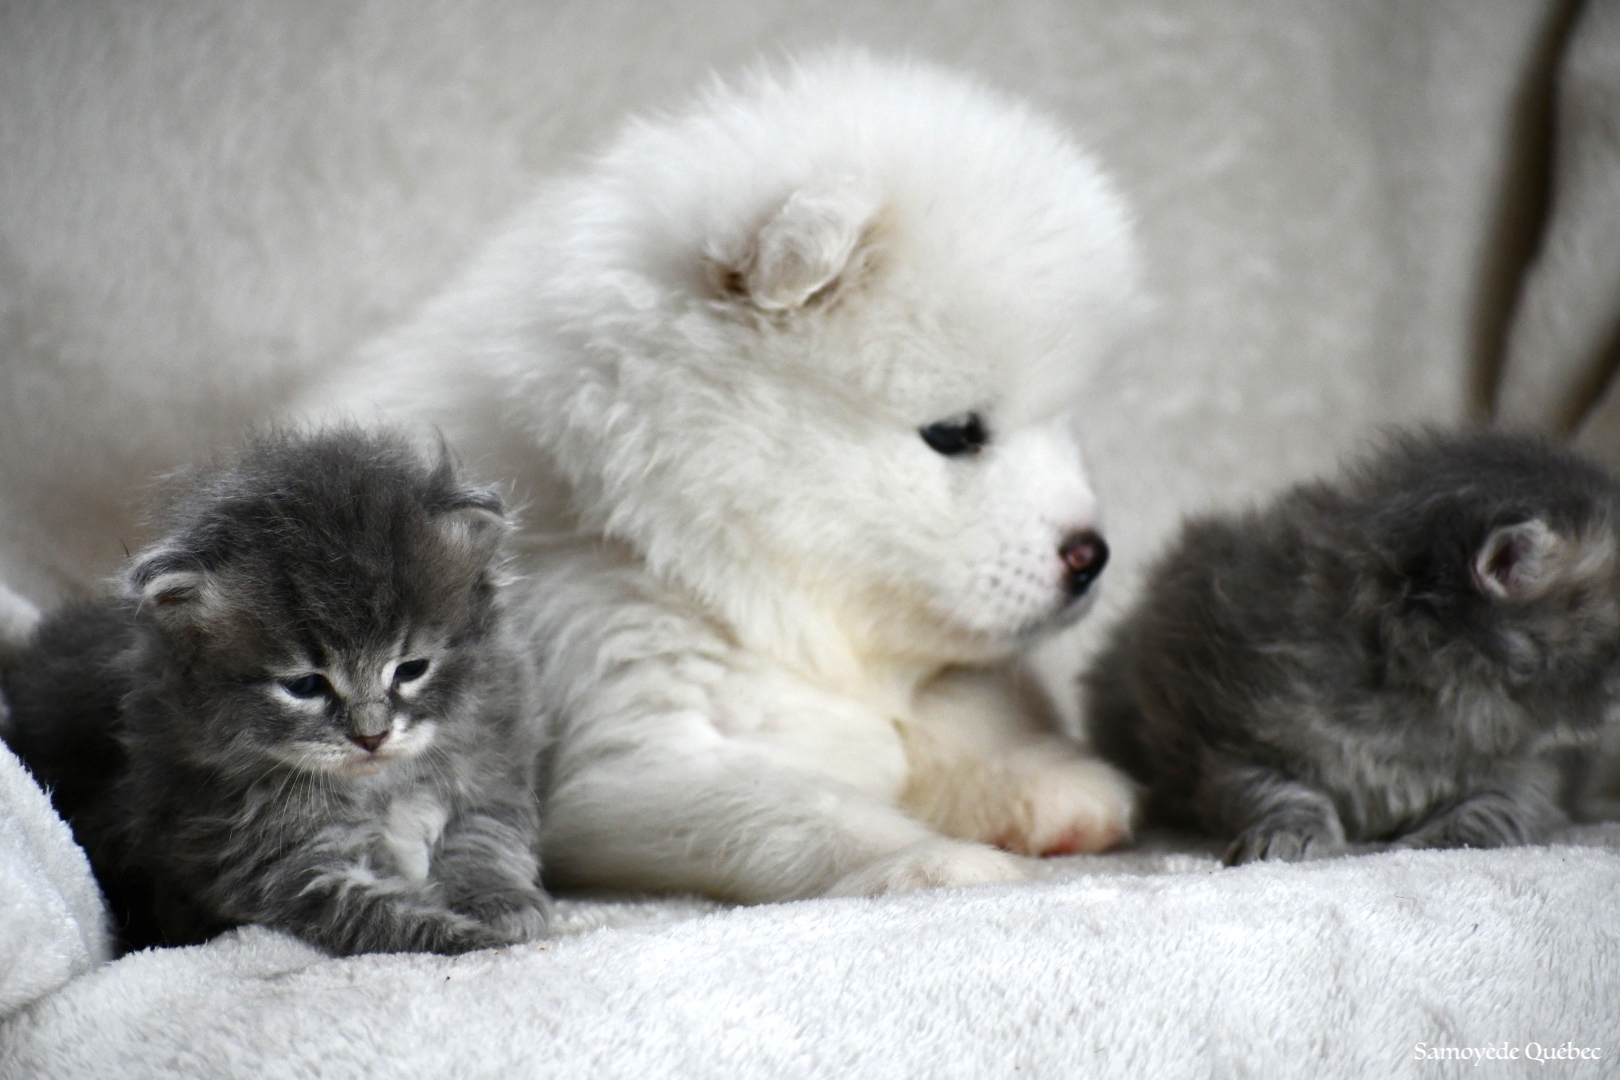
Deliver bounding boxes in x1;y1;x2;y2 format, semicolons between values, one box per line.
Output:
349;732;388;754
1060;530;1109;599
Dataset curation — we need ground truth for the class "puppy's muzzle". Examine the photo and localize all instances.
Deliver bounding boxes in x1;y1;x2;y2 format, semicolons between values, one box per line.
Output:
1060;530;1109;600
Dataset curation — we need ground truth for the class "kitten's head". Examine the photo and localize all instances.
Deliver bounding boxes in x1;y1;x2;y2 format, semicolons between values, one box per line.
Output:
1354;430;1620;703
124;428;512;777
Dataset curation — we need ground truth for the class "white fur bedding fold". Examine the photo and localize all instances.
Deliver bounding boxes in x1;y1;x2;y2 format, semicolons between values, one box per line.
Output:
2;742;1614;1080
0;744;109;1020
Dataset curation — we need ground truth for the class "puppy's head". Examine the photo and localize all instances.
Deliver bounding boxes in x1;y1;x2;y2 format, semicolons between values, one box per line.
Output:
538;54;1141;665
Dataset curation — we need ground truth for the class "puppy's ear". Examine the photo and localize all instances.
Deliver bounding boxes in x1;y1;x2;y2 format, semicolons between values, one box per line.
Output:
1473;519;1562;600
737;184;877;311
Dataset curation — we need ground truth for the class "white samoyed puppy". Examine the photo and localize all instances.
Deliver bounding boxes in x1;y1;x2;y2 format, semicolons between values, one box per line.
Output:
302;52;1143;901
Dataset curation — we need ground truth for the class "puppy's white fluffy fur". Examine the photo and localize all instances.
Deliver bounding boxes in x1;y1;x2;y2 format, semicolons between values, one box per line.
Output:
303;53;1142;901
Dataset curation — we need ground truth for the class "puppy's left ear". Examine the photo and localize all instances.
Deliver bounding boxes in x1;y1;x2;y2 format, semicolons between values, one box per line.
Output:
736;184;877;311
1473;518;1562;600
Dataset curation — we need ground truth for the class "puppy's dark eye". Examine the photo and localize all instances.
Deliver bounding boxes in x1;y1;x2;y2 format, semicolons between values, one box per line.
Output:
282;674;331;699
919;413;988;457
393;659;430;684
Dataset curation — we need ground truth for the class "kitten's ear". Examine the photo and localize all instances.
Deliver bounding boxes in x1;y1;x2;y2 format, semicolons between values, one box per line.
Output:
1473;519;1562;600
435;485;509;562
727;183;877;311
127;548;210;622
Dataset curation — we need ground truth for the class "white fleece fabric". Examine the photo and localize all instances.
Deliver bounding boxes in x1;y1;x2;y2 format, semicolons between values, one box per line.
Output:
0;754;1614;1079
0;744;109;1019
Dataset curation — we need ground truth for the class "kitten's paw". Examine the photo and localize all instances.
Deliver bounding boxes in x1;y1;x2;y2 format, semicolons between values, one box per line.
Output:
827;839;1028;897
483;902;550;945
433;912;547;955
1394;795;1556;851
998;758;1135;857
1224;818;1346;866
438;926;518;955
454;890;552;946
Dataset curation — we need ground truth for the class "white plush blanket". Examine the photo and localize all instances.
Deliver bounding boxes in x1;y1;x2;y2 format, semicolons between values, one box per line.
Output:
1;740;1615;1079
0;747;107;1021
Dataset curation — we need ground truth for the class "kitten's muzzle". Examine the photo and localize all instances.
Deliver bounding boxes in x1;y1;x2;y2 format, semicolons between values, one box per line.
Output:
349;732;389;753
347;700;392;754
1060;530;1109;600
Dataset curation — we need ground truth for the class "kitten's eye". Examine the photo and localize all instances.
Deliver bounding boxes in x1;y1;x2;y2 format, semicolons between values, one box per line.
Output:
282;674;331;699
393;659;430;684
919;413;988;457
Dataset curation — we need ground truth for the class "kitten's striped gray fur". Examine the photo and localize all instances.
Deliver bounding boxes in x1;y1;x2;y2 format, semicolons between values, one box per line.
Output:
2;428;550;954
1086;430;1620;865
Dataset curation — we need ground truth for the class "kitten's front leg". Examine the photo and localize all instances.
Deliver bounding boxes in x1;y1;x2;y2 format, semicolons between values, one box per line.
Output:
257;855;517;956
1201;757;1347;866
434;803;550;946
1396;763;1566;850
230;821;529;956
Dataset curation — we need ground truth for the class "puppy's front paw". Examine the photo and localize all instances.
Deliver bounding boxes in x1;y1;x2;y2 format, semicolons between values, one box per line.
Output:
1224;813;1346;866
828;839;1028;897
999;757;1135;857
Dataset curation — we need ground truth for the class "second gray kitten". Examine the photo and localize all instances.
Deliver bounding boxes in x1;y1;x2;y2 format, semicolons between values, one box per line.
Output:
1085;430;1620;865
2;428;550;954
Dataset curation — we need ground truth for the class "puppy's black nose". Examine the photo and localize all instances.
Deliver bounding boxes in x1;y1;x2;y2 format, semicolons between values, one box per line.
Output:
1060;530;1109;599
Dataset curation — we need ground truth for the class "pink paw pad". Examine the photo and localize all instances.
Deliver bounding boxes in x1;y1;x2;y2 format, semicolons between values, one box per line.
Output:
1037;820;1126;858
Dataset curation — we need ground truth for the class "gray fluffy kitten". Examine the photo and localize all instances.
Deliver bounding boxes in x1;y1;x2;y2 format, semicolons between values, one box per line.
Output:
1;428;550;954
1085;430;1620;865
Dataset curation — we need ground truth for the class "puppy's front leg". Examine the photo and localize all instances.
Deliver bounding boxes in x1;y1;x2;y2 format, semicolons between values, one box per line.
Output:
531;571;1029;902
541;732;1027;903
903;666;1135;856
